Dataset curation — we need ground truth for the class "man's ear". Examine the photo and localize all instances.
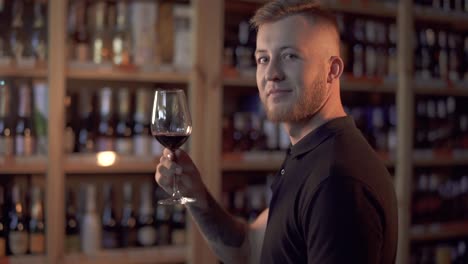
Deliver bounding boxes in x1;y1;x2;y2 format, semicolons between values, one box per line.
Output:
327;56;344;83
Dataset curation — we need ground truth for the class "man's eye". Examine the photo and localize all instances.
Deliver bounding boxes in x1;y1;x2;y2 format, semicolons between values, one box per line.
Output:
257;57;269;64
283;53;297;60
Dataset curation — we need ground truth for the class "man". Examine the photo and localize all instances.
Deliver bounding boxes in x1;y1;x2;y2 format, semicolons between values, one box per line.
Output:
155;0;398;263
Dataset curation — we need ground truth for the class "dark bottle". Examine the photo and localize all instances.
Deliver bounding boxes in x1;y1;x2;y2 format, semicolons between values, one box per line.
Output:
448;33;460;82
76;90;95;153
112;1;131;66
171;204;186;246
133;89;151;156
15;82;35;156
101;183;119;249
96;87;115;152
120;182;137;248
232;113;251;151
64;92;76;154
65;188;80;253
115;89;133;155
247;190;265;223
71;0;89;62
438;30;449;81
155;202;171;246
8;184;28;255
137;184;157;247
29;186;45;255
91;1;111;65
9;0;27;63
0;186;6;257
0;81;14;156
30;0;46;65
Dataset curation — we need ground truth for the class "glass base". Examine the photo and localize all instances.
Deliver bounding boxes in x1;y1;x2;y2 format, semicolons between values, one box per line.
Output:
158;196;196;205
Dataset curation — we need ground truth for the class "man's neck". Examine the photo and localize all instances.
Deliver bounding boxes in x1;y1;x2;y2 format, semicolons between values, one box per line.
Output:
284;105;346;145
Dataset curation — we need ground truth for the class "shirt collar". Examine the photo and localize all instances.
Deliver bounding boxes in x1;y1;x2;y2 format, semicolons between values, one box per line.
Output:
289;116;355;158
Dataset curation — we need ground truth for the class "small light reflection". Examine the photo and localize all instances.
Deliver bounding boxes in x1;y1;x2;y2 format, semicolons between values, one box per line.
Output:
96;151;116;167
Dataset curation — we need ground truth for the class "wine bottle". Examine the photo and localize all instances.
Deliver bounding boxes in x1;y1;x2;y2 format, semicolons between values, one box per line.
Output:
96;87;115;152
65;188;80;253
112;1;131;66
33;80;48;155
15;82;35;156
0;186;6;257
133;89;151;156
120;182;137;248
30;0;47;66
115;89;133;155
71;0;89;63
76;90;95;153
91;1;111;65
0;81;14;156
137;184;157;247
9;0;27;65
29;186;45;255
81;184;100;254
101;183;119;249
8;184;28;255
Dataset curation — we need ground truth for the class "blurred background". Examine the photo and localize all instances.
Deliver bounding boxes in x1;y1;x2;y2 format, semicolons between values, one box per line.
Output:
0;0;467;263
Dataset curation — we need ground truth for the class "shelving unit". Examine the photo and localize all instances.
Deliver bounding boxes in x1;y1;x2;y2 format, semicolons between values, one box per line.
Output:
0;67;48;78
64;155;159;174
67;69;189;84
2;0;467;263
64;246;187;264
411;221;468;242
0;156;48;174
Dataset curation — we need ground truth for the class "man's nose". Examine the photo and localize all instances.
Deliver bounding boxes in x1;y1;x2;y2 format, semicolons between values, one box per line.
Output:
265;59;285;81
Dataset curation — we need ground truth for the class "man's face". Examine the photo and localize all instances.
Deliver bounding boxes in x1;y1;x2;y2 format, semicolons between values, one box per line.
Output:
255;15;330;123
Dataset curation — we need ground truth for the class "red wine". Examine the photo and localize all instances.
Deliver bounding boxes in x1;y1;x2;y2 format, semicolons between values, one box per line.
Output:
154;134;189;150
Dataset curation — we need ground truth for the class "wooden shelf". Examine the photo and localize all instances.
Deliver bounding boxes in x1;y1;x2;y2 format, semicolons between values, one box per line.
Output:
65;154;159;174
413;157;468;167
411;221;468;242
2;255;46;264
223;152;394;171
67;68;189;84
0;67;47;78
237;0;397;17
0;156;47;174
222;152;285;171
325;1;397;18
414;6;468;30
65;246;186;264
223;76;397;93
414;84;468;97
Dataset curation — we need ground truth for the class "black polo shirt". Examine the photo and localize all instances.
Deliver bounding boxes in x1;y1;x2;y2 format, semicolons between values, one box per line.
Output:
259;116;398;264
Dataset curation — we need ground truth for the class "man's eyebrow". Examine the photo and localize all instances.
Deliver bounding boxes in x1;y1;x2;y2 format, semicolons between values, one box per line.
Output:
255;46;298;55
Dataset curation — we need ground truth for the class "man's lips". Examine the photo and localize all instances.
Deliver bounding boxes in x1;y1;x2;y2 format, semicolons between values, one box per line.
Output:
267;89;292;97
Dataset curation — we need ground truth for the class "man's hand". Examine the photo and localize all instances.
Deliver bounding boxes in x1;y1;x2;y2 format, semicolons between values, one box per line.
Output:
155;148;207;206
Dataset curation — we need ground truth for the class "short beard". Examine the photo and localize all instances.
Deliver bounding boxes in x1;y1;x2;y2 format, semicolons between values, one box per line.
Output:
263;76;328;123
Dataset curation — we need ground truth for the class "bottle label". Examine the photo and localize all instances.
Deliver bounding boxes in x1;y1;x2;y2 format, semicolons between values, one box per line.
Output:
0;136;14;156
29;233;45;254
0;237;5;257
137;226;156;246
15;135;24;155
66;235;81;253
116;139;133;155
96;138;114;152
158;224;170;245
76;44;89;62
102;231;118;249
133;135;151;156
9;231;28;255
24;135;34;156
171;229;185;245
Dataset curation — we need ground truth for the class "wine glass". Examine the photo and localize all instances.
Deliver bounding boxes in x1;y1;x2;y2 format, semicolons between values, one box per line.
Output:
151;89;195;205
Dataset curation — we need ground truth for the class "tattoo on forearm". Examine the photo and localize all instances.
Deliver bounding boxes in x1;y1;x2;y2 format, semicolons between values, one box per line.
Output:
188;193;246;248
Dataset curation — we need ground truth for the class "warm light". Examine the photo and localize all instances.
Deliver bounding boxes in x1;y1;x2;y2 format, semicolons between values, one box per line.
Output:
96;151;116;167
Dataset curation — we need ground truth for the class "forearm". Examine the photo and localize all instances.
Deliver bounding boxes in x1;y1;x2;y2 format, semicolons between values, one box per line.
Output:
187;189;249;263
